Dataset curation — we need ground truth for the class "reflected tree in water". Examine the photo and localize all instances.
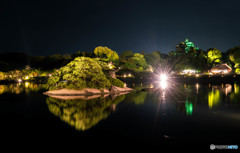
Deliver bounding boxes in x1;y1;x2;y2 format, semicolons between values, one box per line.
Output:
123;91;148;105
230;84;240;103
46;95;125;131
208;88;221;109
0;83;46;95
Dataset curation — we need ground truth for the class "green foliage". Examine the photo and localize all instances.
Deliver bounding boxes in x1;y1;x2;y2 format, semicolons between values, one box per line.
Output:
228;47;240;63
132;91;148;105
47;57;111;90
172;50;208;72
0;71;5;80
145;51;162;68
108;77;124;88
94;58;109;70
228;47;240;73
236;68;240;74
46;94;126;131
94;46;119;61
120;51;134;59
207;48;222;66
131;53;148;69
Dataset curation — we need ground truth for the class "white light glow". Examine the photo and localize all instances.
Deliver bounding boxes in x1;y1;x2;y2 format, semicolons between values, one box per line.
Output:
183;70;196;74
160;74;168;81
159;74;168;90
160;80;167;90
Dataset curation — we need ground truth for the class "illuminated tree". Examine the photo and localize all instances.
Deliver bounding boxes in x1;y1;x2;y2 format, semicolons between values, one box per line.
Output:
176;39;199;55
0;72;5;80
47;57;111;90
207;48;222;66
229;47;240;63
131;53;148;70
145;51;162;68
94;46;119;62
120;51;134;59
228;46;240;73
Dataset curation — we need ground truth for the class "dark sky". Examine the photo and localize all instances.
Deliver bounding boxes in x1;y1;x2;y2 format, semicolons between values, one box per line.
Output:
0;0;240;55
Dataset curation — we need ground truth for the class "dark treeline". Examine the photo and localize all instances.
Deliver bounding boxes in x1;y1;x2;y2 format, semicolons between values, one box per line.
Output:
0;39;240;74
0;51;94;72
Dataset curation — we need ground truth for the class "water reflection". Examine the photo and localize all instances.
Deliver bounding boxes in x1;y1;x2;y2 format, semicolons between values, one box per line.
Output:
208;88;220;109
234;84;239;94
161;83;240;115
185;98;193;116
0;83;46;94
46;95;126;131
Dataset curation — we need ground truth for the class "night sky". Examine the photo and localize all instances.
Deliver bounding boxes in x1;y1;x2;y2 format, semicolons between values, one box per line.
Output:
1;0;240;55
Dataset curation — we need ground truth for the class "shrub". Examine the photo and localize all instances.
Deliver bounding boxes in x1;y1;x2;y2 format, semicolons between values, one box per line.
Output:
108;77;124;88
47;57;111;90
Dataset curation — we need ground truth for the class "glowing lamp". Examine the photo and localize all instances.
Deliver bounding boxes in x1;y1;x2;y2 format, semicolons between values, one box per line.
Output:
25;82;29;88
160;81;167;89
160;74;168;81
159;74;168;90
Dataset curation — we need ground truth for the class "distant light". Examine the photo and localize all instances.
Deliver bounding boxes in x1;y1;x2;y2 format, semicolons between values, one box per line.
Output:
160;74;168;81
108;63;113;69
196;83;199;94
158;74;169;90
183;69;196;74
18;79;22;83
196;74;199;77
123;74;126;78
160;80;167;90
149;83;154;88
25;82;29;88
25;76;29;80
196;83;199;88
49;74;52;77
128;73;131;77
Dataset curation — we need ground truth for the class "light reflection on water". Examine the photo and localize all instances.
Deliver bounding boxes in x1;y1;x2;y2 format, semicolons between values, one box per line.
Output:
1;82;240;133
129;82;240;116
0;82;46;94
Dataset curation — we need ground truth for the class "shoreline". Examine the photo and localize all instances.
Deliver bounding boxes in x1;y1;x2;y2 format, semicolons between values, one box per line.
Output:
43;86;135;97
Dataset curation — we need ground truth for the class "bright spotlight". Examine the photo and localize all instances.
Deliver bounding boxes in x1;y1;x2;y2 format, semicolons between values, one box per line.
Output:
160;74;168;81
160;80;168;89
159;74;168;89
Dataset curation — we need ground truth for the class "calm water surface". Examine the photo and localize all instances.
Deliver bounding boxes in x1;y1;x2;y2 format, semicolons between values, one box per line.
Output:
0;82;240;148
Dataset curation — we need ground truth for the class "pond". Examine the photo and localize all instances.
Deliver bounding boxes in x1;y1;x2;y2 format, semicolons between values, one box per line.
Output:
0;81;240;149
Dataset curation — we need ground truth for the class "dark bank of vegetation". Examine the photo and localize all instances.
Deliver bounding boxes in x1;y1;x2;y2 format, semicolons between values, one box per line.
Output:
0;39;240;89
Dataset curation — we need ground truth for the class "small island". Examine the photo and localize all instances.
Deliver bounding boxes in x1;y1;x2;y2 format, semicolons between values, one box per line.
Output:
43;47;134;98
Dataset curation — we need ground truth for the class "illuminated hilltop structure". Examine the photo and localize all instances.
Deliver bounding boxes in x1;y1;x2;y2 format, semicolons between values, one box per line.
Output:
176;38;199;55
